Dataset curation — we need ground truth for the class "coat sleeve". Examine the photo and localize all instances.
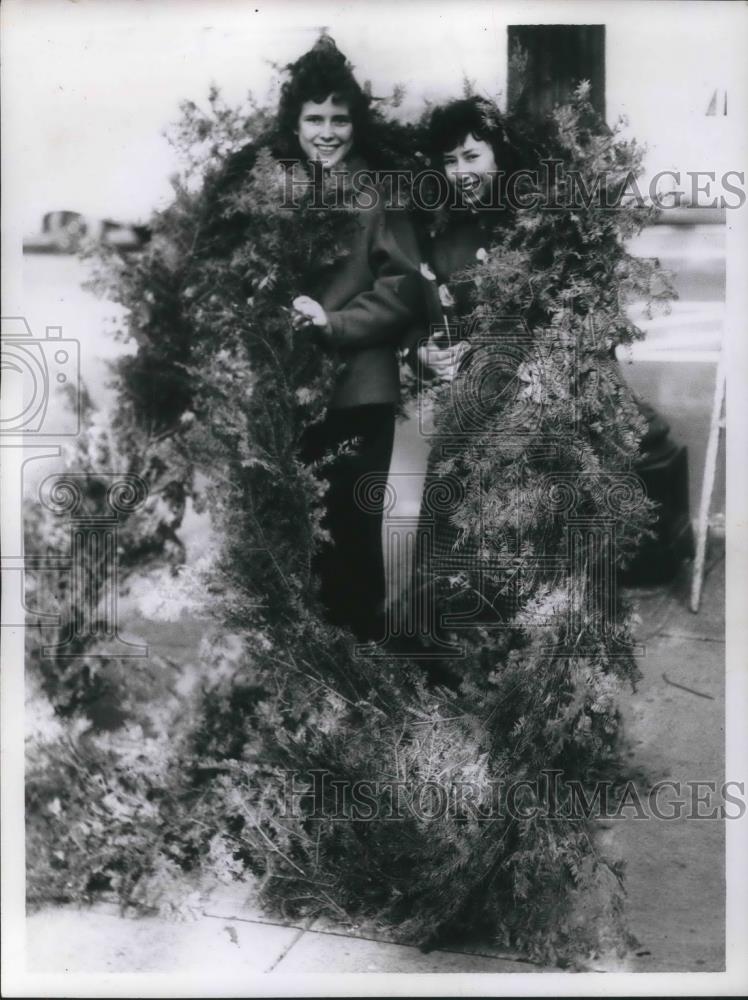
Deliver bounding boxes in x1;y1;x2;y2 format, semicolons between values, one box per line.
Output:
324;207;426;350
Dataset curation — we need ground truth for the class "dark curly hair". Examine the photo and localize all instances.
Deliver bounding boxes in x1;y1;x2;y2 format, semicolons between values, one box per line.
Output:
417;96;528;221
425;97;517;174
274;34;372;160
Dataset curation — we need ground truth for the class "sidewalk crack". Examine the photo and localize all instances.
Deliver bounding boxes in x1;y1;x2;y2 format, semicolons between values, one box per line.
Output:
265;916;316;972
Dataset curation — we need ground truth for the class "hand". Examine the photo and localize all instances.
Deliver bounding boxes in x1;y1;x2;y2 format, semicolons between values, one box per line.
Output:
417;339;470;383
292;295;331;334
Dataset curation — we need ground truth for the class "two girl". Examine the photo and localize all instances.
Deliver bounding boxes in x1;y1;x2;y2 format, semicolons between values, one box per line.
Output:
272;39;515;645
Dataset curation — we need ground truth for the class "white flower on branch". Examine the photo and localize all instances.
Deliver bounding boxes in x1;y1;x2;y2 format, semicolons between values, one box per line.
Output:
438;283;455;309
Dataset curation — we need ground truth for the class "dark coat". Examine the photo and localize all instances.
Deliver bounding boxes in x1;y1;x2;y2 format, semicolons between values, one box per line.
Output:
313;157;426;409
207;143;428;411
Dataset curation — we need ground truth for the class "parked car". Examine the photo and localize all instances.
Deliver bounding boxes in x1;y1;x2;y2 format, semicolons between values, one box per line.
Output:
23;210;150;254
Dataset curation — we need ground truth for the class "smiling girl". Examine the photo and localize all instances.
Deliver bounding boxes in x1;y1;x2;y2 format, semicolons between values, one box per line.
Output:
275;38;426;641
403;98;521;670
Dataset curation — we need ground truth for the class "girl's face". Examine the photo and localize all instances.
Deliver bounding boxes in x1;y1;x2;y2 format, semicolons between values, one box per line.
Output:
442;133;498;206
296;95;354;168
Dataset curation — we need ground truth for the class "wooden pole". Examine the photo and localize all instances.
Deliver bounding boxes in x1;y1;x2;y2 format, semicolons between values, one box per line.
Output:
690;352;726;613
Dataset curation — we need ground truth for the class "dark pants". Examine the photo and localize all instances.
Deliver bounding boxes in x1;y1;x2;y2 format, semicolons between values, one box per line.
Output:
301;404;396;641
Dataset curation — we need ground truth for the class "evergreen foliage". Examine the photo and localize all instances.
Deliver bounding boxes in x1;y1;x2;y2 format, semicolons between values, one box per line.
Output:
26;79;673;967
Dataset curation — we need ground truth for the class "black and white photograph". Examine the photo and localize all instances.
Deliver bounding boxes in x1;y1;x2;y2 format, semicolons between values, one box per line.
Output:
2;0;747;995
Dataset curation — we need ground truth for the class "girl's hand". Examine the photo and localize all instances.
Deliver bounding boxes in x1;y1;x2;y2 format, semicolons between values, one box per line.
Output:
292;295;331;334
417;339;470;382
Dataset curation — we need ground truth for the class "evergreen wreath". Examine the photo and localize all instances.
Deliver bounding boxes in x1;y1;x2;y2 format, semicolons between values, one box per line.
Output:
26;71;674;969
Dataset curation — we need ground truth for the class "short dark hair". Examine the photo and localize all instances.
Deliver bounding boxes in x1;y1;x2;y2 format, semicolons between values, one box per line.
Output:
275;35;371;158
426;97;513;170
